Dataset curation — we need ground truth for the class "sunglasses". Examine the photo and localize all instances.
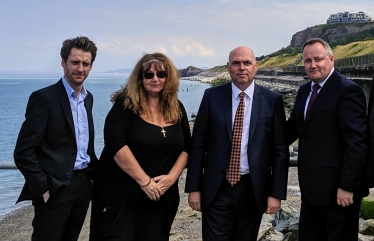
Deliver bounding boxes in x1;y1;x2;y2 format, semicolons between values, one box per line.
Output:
143;71;168;79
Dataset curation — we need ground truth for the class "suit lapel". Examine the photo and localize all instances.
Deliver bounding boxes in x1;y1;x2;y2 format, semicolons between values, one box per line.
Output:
248;84;261;144
302;72;336;133
57;79;75;135
85;92;95;149
222;83;233;141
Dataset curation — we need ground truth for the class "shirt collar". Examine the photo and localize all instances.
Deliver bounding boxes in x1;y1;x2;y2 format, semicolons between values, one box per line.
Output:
231;81;255;100
311;67;334;89
62;77;87;99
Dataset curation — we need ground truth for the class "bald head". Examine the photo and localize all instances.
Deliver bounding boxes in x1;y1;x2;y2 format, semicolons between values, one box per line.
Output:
228;46;256;63
227;46;258;91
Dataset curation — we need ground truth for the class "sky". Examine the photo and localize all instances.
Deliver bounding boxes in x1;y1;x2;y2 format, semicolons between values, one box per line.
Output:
1;0;374;73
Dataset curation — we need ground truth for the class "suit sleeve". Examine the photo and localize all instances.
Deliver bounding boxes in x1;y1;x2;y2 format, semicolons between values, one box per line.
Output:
366;78;374;188
14;91;49;197
270;95;290;199
338;83;367;192
185;90;210;192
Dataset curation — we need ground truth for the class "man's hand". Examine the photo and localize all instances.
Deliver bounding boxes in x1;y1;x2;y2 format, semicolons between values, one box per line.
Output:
265;196;281;214
188;191;201;211
337;188;354;207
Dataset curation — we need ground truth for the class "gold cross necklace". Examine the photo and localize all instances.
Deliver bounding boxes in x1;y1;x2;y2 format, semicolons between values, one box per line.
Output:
152;112;166;137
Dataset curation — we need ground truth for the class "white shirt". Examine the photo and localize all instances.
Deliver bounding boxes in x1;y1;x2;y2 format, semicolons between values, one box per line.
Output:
231;82;254;175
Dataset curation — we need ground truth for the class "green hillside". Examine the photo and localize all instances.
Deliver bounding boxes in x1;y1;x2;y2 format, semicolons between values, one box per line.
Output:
208;39;374;71
257;39;374;69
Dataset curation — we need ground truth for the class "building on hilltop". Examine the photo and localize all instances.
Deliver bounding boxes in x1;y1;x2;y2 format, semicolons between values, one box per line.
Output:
327;11;373;24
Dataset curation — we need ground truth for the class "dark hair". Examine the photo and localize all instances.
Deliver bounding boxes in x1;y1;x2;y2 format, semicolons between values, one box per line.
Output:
60;36;97;63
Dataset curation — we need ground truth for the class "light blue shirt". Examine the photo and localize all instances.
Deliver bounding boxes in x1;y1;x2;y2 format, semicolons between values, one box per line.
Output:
62;77;90;170
231;82;254;175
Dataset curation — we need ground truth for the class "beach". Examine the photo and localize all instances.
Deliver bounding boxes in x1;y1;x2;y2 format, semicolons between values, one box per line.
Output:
0;167;301;241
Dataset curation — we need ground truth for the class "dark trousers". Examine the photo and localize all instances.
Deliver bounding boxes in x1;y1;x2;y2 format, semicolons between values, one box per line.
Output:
202;174;263;241
298;194;361;241
31;171;92;241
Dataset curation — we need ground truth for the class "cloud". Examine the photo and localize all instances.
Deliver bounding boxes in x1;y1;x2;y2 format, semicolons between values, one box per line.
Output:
171;39;215;57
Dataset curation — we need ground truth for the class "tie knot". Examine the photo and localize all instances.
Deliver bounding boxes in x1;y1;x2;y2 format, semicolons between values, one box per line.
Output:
312;84;321;91
239;92;245;101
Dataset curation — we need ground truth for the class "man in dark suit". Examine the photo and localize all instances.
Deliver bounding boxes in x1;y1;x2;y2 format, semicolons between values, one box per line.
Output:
14;36;98;241
185;46;289;240
286;38;368;241
366;76;374;188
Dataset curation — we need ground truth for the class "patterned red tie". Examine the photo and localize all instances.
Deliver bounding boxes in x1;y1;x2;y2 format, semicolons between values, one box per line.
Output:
306;84;321;113
226;92;245;186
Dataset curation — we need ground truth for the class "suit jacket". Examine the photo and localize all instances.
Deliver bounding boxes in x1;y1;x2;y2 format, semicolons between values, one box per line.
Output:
286;70;368;206
14;79;98;203
185;82;289;213
366;77;374;187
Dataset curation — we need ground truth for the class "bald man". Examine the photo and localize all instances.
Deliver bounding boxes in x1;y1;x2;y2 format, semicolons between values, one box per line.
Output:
185;46;289;240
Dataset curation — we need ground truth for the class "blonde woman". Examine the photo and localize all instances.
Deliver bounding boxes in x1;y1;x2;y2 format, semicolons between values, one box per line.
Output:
90;53;191;241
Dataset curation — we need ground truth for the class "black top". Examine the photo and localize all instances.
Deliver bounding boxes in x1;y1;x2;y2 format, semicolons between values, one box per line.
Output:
98;96;192;201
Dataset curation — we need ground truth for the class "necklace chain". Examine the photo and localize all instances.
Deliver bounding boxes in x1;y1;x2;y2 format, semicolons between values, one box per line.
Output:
152;112;166;137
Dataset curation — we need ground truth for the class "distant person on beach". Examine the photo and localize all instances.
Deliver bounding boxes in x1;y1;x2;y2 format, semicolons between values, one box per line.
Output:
185;46;289;240
286;38;368;240
13;36;98;241
89;53;191;241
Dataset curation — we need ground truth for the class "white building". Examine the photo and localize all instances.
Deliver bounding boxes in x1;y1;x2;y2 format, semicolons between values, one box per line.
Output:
327;11;373;24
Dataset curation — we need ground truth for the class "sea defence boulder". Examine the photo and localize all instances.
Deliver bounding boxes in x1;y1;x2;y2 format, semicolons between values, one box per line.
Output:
0;162;17;169
361;195;374;220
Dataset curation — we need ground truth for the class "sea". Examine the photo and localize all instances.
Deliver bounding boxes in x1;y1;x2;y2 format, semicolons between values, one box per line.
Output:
0;71;211;218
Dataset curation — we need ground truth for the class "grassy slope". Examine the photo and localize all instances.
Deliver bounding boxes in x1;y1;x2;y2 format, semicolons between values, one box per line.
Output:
209;40;374;71
257;40;374;68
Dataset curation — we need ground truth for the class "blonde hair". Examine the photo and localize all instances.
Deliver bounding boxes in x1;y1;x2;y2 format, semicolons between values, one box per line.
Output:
111;52;182;124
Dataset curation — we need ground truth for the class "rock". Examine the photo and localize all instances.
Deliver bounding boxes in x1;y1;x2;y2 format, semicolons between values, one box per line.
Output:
358;233;374;241
258;223;273;240
361;195;374;220
282;230;298;241
258;228;284;241
290;23;374;47
178;66;204;77
274;205;300;232
360;218;374;236
262;213;275;224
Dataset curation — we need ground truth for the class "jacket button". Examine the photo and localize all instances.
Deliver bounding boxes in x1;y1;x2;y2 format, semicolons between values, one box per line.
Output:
67;173;71;177
71;154;76;157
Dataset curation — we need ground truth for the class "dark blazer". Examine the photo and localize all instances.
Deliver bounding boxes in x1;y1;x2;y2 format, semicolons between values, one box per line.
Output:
185;82;289;213
286;70;368;206
14;79;98;203
366;77;374;187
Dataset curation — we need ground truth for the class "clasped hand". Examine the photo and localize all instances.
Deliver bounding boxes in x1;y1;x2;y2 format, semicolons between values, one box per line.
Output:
336;188;354;207
140;174;174;201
